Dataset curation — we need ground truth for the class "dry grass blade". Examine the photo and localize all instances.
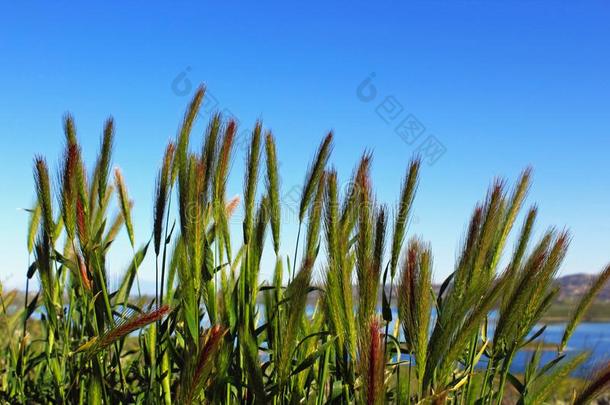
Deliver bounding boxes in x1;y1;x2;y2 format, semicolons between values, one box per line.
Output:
77;305;171;355
225;195;240;218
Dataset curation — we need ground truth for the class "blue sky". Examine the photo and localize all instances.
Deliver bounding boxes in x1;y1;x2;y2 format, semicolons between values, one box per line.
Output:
1;1;609;290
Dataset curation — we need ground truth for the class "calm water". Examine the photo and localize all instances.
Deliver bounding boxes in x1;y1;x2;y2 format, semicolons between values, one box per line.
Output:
510;322;610;377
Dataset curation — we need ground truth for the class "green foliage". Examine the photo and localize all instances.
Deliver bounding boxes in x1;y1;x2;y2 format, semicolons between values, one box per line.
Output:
2;87;609;404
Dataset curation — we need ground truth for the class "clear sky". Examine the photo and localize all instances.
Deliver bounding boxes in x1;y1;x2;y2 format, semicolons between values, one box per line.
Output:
1;1;609;291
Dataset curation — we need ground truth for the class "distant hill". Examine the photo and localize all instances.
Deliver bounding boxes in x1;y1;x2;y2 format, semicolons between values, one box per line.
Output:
416;273;610;304
555;273;610;302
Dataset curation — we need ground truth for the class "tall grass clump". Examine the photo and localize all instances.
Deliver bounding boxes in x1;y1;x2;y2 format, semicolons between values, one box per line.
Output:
1;84;609;404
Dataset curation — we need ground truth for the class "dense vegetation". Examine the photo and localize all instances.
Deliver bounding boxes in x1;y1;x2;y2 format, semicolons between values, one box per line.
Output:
1;86;610;404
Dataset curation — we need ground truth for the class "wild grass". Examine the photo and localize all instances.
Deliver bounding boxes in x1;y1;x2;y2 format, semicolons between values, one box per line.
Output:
1;85;609;404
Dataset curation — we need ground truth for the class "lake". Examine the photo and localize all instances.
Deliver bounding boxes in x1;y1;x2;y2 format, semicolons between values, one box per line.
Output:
511;322;610;377
355;308;610;375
